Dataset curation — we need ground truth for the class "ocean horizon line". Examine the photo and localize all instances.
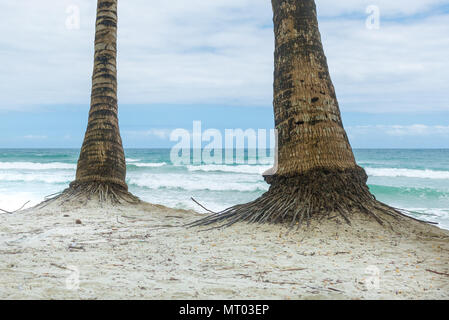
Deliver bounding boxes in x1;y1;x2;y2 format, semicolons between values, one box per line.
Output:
1;147;449;151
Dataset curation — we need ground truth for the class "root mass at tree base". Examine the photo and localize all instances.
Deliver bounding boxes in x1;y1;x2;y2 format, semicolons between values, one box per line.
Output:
188;167;424;229
36;181;140;209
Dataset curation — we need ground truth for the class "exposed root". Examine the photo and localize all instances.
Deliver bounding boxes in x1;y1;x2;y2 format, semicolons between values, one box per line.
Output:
0;201;30;214
187;167;433;230
191;197;216;214
35;181;140;209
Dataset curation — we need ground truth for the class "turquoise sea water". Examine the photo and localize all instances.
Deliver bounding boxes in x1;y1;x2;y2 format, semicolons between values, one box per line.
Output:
0;148;448;230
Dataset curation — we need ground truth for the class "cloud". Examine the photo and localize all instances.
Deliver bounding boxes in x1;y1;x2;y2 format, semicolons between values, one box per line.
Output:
316;0;449;17
123;129;171;140
348;124;449;136
320;14;449;113
385;125;449;136
23;135;48;140
0;0;448;115
346;123;449;148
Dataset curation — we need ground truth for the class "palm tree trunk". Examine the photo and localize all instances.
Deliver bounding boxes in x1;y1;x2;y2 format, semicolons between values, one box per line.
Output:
189;0;412;228
71;0;127;190
48;0;138;204
271;0;357;177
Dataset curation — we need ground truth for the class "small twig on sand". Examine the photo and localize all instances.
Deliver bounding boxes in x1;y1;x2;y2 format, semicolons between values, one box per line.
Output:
147;224;178;229
0;250;22;255
261;280;343;293
50;263;70;270
426;269;449;277
68;244;85;251
191;197;216;214
262;280;302;286
45;192;63;200
280;268;306;272
327;287;343;292
0;201;30;214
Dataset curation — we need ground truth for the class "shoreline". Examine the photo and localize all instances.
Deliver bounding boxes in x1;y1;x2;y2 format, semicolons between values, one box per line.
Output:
1;148;449;229
1;199;448;299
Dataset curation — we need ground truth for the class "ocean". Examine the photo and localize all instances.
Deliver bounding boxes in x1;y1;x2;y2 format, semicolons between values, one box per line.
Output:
0;148;448;230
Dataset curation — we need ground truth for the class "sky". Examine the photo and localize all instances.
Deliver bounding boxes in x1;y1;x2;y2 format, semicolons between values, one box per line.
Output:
0;0;448;149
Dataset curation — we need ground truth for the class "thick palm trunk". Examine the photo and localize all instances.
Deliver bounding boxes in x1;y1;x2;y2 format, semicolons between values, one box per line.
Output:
190;0;411;228
271;0;357;176
45;0;138;204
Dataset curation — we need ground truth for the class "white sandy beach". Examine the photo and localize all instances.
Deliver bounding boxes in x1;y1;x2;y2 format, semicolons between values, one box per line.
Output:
0;198;448;300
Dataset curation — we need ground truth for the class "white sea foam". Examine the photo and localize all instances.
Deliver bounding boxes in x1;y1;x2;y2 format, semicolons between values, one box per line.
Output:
186;164;273;174
125;158;141;163
127;173;268;192
366;168;449;180
0;172;73;184
401;208;449;229
130;162;167;168
403;207;449;217
0;162;76;170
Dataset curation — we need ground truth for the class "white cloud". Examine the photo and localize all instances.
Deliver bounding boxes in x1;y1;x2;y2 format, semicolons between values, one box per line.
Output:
320;14;449;112
123;129;171;140
0;0;448;114
23;135;48;140
348;124;449;136
316;0;448;17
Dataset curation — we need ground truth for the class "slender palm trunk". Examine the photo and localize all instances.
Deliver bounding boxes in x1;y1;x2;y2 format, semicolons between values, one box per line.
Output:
190;0;412;228
71;0;126;190
45;0;138;204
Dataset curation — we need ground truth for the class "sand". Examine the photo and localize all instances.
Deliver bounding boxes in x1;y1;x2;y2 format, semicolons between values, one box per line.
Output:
0;198;448;300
